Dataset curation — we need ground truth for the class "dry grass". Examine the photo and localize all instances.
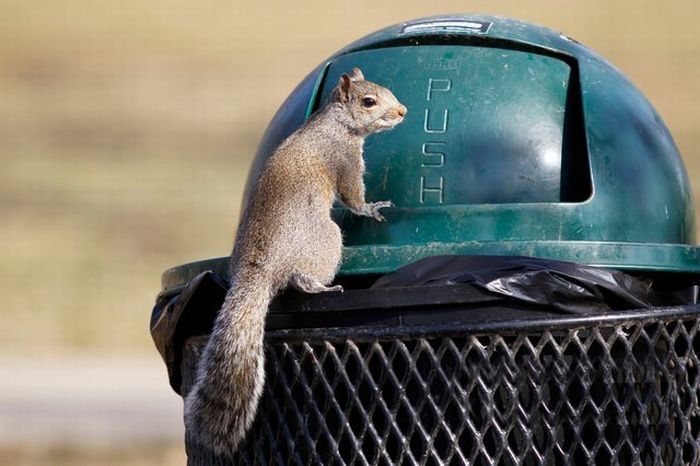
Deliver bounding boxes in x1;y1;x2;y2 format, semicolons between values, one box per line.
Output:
1;0;699;354
0;443;185;466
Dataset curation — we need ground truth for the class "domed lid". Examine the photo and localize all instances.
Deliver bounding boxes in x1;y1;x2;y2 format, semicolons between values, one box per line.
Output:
237;15;699;276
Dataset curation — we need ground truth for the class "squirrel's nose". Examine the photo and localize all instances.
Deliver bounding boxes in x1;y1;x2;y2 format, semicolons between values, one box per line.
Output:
397;105;407;117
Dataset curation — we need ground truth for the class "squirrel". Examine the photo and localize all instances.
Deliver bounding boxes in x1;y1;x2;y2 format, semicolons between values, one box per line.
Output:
183;67;407;456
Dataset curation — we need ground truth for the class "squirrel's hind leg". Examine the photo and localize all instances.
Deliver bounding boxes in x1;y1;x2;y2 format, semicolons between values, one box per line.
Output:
290;273;343;294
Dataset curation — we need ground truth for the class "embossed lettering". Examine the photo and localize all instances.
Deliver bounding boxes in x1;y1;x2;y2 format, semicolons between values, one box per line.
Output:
419;75;453;205
424;109;448;133
420;176;444;204
421;142;446;167
427;78;452;100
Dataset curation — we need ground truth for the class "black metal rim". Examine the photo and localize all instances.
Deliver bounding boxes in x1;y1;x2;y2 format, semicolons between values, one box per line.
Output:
266;304;700;343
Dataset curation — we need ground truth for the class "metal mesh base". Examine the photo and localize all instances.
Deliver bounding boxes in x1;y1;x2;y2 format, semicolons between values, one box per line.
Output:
182;311;700;465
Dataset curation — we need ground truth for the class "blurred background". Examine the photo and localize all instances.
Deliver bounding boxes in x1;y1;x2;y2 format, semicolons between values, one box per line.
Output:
1;1;699;464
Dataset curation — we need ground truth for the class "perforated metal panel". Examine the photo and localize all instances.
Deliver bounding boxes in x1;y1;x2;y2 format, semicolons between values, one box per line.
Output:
182;307;700;465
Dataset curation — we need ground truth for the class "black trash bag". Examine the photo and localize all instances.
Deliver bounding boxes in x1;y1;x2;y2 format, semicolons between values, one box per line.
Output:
372;255;697;313
151;271;228;394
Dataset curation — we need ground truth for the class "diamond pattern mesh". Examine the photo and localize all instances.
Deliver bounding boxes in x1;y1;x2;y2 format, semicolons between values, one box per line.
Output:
182;315;700;465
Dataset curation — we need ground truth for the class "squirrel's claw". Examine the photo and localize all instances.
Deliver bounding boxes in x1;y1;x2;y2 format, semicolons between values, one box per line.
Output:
367;200;392;222
372;200;393;209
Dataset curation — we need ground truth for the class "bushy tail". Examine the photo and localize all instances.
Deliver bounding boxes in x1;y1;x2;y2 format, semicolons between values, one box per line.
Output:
183;276;272;456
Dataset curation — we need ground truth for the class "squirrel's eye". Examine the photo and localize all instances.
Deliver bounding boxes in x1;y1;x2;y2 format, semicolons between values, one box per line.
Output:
362;97;376;108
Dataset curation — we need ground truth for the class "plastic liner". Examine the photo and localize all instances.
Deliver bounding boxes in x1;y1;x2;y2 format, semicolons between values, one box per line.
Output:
150;255;697;394
371;255;698;313
151;271;228;393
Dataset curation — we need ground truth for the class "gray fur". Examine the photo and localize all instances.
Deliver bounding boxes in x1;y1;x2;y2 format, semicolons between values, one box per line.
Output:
183;67;406;456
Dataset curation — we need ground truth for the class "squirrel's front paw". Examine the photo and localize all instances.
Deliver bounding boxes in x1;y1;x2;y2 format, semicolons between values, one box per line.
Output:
366;200;393;222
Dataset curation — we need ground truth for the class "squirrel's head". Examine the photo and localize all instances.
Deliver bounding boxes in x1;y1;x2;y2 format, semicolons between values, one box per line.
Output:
332;67;407;135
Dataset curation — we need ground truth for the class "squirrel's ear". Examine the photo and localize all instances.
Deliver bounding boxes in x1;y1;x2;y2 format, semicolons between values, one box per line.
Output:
349;67;364;82
337;74;352;102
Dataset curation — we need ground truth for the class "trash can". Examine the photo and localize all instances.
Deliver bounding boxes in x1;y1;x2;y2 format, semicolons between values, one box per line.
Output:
151;15;700;465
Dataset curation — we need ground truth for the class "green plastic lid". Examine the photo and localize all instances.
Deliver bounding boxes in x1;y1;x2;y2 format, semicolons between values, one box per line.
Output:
162;15;699;291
